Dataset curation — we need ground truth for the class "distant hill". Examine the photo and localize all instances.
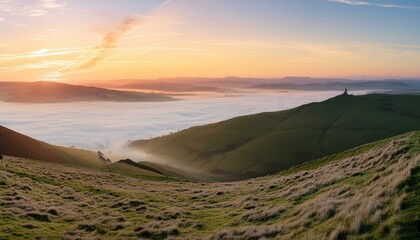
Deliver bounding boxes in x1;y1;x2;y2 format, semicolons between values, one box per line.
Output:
133;76;354;88
130;94;420;181
0;125;108;168
0;81;173;103
114;81;228;93
250;80;418;92
1;132;419;239
71;77;420;92
69;77;352;89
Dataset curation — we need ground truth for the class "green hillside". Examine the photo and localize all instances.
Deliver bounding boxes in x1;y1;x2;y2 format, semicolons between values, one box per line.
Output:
130;94;420;180
1;132;419;239
0;125;191;179
0;125;108;168
106;159;164;177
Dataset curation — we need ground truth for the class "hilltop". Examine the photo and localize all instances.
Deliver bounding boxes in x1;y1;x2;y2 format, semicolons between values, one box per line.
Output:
0;132;418;239
0;81;173;103
130;94;420;181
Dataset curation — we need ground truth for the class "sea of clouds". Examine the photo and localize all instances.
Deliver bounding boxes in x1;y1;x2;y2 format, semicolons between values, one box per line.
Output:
0;91;363;158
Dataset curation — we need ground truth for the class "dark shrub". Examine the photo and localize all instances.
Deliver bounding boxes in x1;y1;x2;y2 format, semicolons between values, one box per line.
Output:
25;213;50;222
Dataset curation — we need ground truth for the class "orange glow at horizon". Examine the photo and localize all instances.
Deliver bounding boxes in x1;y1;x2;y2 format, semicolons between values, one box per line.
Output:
0;0;419;82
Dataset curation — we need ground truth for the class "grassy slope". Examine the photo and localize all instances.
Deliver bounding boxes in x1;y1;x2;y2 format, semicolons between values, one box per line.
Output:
0;125;181;178
0;132;418;239
49;145;108;168
106;160;164;177
131;94;420;180
0;125;106;168
137;161;205;182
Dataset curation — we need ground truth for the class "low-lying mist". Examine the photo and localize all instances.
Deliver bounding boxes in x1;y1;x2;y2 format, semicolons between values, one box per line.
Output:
0;91;365;162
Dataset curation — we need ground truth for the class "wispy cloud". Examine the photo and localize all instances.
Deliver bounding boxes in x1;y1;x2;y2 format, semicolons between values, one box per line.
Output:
329;0;420;10
0;60;74;72
75;0;173;71
40;17;141;81
43;0;173;80
0;47;87;62
77;17;140;70
39;0;63;9
156;0;172;10
0;0;67;18
191;39;360;60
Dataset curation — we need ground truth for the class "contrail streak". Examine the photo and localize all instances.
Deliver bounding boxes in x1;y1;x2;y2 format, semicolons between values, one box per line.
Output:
77;17;140;70
45;0;172;80
329;0;420;10
156;0;171;10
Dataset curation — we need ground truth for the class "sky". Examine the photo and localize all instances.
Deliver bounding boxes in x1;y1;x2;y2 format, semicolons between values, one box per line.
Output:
0;0;419;82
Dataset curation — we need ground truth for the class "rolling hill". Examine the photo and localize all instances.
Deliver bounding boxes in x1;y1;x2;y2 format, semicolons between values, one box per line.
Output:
70;77;420;94
0;125;181;178
0;125;108;168
250;81;417;92
130;94;420;181
115;81;228;93
1;132;418;239
0;81;173;103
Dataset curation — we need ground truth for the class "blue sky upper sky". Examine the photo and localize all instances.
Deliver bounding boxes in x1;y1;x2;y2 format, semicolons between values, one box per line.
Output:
0;0;419;81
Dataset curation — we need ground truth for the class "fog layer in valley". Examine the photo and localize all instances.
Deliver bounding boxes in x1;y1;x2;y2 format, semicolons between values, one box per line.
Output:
0;91;366;161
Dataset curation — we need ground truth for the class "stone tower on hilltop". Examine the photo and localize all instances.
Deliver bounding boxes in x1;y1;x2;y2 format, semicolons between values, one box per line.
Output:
343;88;349;96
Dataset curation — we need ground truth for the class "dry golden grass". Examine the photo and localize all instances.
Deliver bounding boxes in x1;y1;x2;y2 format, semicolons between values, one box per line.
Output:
0;132;418;239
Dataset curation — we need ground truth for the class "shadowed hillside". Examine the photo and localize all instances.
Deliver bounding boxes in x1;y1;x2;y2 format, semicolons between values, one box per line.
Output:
0;125;188;179
130;94;420;181
0;125;107;168
1;132;418;239
0;81;173;103
106;159;164;177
